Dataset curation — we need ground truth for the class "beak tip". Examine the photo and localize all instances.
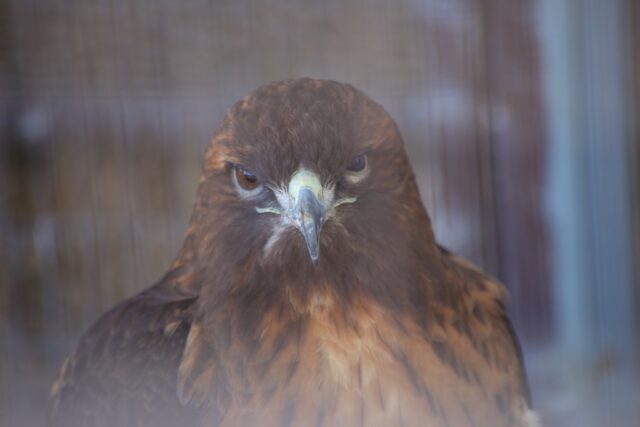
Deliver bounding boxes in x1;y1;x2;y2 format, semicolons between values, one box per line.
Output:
294;187;325;270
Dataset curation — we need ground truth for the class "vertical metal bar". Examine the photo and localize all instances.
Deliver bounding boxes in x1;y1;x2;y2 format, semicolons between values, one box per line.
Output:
539;0;637;424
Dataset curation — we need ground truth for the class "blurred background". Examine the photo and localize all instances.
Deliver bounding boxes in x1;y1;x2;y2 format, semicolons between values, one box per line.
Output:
0;0;638;426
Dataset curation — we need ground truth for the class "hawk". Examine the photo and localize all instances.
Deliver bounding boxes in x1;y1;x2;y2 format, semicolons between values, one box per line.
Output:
50;78;538;427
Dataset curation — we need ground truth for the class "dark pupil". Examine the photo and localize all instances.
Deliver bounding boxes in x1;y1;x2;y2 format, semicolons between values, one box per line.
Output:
243;170;257;183
348;154;366;172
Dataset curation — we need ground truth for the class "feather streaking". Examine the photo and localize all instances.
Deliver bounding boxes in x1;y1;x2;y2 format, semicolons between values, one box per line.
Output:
49;78;536;427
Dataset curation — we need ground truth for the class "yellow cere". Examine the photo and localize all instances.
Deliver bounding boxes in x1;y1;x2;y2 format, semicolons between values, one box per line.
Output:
288;169;323;204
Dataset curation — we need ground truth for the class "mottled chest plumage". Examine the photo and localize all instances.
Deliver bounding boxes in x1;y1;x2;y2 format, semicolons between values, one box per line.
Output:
49;79;536;427
183;291;531;427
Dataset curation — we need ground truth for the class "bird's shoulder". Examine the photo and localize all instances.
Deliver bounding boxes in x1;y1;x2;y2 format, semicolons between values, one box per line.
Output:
421;244;535;426
48;280;198;427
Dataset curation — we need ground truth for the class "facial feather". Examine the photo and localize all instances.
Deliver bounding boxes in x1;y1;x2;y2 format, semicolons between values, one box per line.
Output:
49;78;533;427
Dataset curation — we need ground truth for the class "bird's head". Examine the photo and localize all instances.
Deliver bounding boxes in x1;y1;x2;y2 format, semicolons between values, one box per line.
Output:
178;79;437;303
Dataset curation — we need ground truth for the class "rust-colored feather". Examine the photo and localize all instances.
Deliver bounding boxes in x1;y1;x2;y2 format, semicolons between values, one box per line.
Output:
49;79;536;427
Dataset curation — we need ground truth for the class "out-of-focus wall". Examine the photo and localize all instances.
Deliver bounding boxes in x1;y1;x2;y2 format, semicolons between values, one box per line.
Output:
0;0;636;426
633;0;640;342
535;1;639;426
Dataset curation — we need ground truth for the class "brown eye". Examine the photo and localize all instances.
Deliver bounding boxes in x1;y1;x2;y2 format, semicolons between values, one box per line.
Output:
347;154;367;172
235;166;259;191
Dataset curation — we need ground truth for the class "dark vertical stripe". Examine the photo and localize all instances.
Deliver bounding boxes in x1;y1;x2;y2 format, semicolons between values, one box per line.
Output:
460;402;477;427
315;407;326;427
423;387;437;413
280;398;297;427
284;359;299;386
376;379;386;411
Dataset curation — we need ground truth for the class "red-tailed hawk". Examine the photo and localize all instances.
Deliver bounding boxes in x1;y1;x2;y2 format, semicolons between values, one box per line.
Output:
49;79;538;427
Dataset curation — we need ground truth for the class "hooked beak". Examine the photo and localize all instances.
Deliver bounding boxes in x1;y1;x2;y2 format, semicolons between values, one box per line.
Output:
255;168;357;266
288;170;326;266
293;188;325;266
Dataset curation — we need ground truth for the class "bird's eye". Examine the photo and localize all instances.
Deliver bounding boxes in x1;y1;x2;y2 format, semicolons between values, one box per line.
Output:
344;153;369;184
235;166;259;190
232;165;263;197
347;154;367;172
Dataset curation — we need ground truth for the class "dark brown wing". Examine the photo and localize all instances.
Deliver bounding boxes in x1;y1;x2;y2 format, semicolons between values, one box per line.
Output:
49;280;199;427
430;244;536;426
